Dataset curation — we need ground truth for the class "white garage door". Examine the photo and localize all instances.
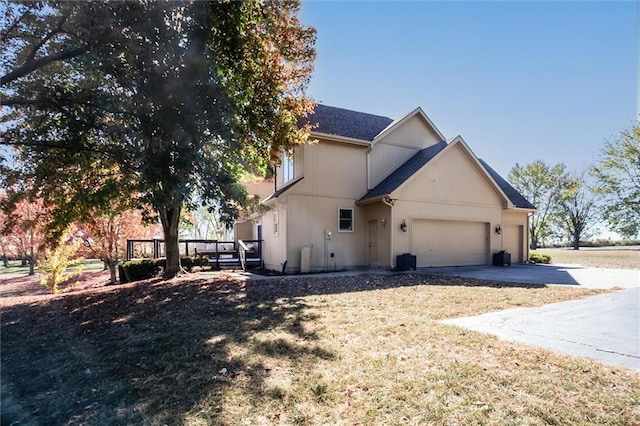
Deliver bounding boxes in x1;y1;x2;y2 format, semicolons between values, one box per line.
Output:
412;219;489;267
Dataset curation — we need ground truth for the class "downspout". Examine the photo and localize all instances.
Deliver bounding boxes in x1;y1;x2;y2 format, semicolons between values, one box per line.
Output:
382;195;394;268
366;146;373;190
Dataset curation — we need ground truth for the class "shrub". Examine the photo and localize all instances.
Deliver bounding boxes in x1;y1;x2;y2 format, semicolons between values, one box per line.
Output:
181;256;210;271
38;234;83;294
120;256;209;283
118;264;128;284
529;252;551;264
121;259;163;282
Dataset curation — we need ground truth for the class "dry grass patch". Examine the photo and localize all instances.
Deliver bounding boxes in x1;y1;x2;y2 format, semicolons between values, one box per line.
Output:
537;248;640;269
2;273;638;425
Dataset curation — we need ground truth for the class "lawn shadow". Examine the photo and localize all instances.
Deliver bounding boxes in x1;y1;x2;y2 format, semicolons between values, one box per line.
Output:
244;272;547;302
0;276;333;425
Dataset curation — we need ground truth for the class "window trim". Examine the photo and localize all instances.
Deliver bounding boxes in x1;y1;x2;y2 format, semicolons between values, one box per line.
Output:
273;211;279;236
338;208;354;232
282;152;294;183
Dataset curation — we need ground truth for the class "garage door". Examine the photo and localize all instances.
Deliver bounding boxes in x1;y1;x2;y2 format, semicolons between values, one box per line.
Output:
502;225;524;263
412;219;489;267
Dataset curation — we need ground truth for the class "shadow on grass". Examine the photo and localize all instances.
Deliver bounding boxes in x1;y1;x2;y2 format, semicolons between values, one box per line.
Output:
244;272;547;301
1;276;332;425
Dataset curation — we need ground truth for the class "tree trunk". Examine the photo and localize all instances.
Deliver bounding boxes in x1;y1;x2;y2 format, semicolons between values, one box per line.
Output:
572;231;580;250
159;204;182;278
105;259;117;283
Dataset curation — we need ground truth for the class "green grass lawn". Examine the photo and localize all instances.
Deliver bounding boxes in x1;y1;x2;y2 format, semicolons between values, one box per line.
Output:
0;259;105;276
2;273;637;425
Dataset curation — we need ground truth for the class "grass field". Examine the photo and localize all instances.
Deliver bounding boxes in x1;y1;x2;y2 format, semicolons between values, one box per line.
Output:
0;259;105;275
2;273;638;425
535;248;639;269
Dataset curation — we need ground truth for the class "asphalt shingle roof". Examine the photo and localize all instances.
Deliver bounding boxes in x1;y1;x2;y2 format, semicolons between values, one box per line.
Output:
359;141;448;202
478;159;536;209
303;104;394;141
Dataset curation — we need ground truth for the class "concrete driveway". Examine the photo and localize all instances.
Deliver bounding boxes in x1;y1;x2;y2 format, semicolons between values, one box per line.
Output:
443;287;640;371
421;263;639;289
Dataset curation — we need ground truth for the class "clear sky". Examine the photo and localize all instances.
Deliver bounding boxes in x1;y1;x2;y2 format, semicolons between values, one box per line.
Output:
299;0;638;179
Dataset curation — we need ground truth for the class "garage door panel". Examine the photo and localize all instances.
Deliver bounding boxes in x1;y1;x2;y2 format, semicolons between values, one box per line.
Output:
412;219;488;267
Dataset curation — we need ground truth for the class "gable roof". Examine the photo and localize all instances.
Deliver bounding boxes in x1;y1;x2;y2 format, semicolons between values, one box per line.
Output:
478;160;536;210
304;104;394;142
358;141;448;203
358;139;536;210
372;107;446;143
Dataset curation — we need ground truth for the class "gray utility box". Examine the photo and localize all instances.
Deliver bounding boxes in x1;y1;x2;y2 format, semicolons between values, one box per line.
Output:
493;250;511;267
396;253;417;271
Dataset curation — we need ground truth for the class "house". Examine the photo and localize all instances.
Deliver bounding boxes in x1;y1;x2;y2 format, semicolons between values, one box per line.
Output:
235;104;536;273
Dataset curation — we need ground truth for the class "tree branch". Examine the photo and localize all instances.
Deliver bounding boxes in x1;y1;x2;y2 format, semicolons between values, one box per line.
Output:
1;45;89;86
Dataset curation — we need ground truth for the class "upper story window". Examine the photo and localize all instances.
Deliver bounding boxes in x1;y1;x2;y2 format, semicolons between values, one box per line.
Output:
273;211;279;236
282;152;294;183
339;208;353;232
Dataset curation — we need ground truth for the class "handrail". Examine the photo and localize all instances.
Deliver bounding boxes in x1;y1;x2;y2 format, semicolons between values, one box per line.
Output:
238;240;249;271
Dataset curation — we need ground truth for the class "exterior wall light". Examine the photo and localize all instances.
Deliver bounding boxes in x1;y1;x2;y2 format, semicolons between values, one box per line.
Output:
400;219;407;232
381;218;387;227
495;224;502;235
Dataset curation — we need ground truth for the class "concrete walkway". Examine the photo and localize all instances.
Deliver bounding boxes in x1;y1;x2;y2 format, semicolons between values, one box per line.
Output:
421;264;639;289
443;287;640;371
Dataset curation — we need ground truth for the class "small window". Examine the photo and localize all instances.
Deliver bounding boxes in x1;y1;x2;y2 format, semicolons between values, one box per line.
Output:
282;152;294;183
273;212;279;236
339;208;353;232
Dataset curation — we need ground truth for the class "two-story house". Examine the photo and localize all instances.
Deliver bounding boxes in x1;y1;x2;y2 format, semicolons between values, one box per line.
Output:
235;104;535;273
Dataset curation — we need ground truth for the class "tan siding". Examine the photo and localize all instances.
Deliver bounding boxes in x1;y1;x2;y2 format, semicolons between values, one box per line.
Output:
292;140;367;198
369;143;418;188
285;194;367;272
369;115;442;189
261;207;287;271
395;143;505;207
502;225;524;263
234;220;253;241
502;210;530;263
379;115;441;150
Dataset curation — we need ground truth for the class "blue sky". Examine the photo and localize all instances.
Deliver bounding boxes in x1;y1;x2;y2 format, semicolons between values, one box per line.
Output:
299;0;638;178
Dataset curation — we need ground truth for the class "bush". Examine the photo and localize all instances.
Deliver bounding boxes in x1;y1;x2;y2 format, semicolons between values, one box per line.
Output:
121;259;163;282
120;256;210;283
529;252;551;264
181;256;210;272
118;264;128;284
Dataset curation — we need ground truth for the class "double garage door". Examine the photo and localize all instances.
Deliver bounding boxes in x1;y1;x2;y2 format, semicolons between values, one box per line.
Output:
411;219;489;267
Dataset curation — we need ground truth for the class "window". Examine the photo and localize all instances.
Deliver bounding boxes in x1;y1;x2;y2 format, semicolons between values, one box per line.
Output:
273;212;279;236
282;152;294;183
339;208;353;232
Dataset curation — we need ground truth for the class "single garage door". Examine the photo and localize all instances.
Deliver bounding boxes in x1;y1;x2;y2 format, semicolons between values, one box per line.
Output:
502;225;524;263
412;219;489;267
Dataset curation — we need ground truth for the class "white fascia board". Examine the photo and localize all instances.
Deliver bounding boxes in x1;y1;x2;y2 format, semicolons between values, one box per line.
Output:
310;131;372;147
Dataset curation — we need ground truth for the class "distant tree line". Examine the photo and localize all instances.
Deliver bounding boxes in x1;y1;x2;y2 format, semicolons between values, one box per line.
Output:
508;124;639;249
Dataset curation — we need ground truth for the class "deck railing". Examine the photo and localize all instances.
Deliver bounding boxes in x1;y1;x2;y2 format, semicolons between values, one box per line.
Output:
125;238;263;271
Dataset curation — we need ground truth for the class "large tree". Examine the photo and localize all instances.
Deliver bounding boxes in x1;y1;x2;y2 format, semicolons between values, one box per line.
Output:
554;174;598;250
1;1;316;277
508;160;568;249
591;125;640;239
